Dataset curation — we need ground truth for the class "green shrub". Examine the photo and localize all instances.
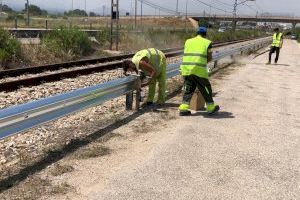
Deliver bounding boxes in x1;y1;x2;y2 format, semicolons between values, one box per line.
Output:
208;29;265;42
96;27;110;47
0;28;21;67
42;27;92;57
6;13;25;21
296;28;300;43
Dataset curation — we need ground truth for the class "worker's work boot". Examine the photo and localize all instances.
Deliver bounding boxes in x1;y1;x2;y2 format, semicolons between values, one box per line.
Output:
179;110;191;116
206;103;220;115
266;61;271;65
146;102;154;106
179;104;191;116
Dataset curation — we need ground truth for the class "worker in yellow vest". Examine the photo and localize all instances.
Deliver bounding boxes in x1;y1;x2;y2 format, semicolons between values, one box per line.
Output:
123;48;166;105
179;26;219;116
267;28;283;64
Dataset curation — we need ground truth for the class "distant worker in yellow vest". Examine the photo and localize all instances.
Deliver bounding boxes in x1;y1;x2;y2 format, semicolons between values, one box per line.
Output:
179;26;220;116
123;48;166;105
267;28;283;64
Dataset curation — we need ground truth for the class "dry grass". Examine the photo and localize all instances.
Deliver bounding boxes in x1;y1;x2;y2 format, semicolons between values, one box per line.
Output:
159;111;178;121
0;176;71;200
1;16;189;30
96;132;124;143
131;121;153;133
50;164;75;177
72;145;111;160
21;44;73;67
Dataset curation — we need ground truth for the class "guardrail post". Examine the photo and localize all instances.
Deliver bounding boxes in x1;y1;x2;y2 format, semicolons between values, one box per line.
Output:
126;92;133;110
135;76;141;111
46;20;48;29
14;17;18;29
214;60;218;69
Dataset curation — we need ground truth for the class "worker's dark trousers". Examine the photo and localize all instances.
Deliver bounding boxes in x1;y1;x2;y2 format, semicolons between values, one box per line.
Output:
269;46;280;63
182;75;214;104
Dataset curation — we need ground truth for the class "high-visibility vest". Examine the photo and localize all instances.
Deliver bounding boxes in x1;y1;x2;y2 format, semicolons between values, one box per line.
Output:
132;48;163;76
272;33;283;47
180;35;211;79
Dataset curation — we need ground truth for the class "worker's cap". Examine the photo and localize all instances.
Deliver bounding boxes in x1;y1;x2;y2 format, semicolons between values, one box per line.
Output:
197;26;207;33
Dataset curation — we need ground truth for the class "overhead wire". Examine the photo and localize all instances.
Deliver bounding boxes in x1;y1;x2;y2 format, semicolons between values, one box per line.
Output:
137;0;178;15
254;1;264;12
242;3;259;13
211;0;233;8
192;0;232;14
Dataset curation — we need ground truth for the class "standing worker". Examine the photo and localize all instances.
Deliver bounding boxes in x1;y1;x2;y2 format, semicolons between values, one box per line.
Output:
179;26;220;116
267;28;283;64
123;48;167;105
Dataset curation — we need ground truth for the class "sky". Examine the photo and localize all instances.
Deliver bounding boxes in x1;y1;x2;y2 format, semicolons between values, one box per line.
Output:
2;0;300;17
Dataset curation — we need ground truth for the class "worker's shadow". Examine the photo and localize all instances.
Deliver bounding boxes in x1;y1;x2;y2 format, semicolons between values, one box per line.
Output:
251;62;290;67
192;111;235;119
0;88;229;192
0;89;182;192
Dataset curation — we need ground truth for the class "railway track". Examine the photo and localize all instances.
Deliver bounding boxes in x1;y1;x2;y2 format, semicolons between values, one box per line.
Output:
0;38;261;92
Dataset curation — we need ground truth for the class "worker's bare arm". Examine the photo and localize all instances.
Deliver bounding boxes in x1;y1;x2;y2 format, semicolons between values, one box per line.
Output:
139;59;156;78
280;37;284;48
207;50;213;62
207;43;213;62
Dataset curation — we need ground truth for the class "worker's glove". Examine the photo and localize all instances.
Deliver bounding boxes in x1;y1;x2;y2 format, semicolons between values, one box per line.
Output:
141;76;152;87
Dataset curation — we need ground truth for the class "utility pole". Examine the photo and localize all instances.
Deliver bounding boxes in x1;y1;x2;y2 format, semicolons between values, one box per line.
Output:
26;0;29;27
70;0;74;27
176;0;179;16
134;0;137;28
185;0;188;32
84;0;87;16
0;0;3;19
103;5;105;16
140;0;143;21
233;0;237;31
232;0;255;31
110;0;119;50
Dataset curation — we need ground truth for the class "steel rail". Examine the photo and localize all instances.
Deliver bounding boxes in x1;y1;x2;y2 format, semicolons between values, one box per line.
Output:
0;37;271;139
0;47;183;79
0;38;264;92
0;38;260;79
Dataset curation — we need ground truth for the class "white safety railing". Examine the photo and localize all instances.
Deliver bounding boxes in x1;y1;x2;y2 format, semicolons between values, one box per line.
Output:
0;37;271;139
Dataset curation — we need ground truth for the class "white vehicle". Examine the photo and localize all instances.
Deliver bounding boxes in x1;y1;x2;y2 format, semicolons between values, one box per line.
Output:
218;27;226;32
291;34;297;40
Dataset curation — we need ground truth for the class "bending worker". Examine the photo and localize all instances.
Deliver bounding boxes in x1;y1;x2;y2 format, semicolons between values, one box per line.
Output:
179;26;220;116
123;48;166;105
267;28;283;64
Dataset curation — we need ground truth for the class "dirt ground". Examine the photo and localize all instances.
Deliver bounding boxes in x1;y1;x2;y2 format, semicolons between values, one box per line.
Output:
1;40;299;199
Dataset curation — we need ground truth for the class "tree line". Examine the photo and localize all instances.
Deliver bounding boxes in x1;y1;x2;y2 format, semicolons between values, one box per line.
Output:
0;4;98;17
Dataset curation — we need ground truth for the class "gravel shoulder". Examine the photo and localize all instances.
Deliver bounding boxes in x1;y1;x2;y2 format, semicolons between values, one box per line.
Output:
1;40;299;199
39;40;299;200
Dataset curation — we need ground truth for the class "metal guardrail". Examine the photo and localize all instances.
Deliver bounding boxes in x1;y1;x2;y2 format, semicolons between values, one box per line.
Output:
0;37;271;139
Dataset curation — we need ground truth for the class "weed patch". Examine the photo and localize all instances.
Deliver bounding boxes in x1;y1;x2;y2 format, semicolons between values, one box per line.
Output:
0;176;70;200
42;27;92;58
50;164;74;176
73;145;111;159
0;28;21;69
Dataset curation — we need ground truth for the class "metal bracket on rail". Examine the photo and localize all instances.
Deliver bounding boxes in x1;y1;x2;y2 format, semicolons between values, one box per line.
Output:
125;74;141;111
125;92;134;110
135;75;142;111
